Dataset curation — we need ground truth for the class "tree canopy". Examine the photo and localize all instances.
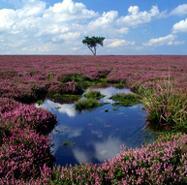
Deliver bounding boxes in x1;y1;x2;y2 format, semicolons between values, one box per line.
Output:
82;36;105;55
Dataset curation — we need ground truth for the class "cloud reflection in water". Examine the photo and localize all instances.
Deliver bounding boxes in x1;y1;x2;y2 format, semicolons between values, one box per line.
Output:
88;86;132;103
37;100;77;117
94;137;124;161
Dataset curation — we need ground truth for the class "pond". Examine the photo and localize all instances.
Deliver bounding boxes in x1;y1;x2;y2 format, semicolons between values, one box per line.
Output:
37;87;155;166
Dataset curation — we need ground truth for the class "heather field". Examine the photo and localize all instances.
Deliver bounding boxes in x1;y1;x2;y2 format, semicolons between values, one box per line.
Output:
0;55;187;184
0;56;187;101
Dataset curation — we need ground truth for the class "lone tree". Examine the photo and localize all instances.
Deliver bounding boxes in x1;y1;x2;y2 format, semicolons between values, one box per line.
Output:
82;36;105;56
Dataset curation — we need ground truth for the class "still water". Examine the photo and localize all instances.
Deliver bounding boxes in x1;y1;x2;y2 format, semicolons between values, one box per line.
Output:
37;87;155;165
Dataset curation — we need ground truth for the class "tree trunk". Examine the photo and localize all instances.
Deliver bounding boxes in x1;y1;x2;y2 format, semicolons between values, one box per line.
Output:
88;46;96;56
93;46;96;56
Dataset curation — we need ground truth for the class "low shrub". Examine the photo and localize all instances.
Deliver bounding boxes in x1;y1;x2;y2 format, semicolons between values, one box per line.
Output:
31;85;48;101
2;104;56;134
0;98;19;113
0;118;12;145
61;81;83;95
0;165;51;185
0;98;56;183
0;128;53;180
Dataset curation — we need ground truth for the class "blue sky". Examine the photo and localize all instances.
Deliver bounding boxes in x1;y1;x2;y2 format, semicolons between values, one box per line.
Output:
0;0;187;54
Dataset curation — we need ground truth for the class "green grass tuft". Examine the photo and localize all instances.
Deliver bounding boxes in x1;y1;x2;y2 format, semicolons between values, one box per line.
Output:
84;91;104;100
49;93;81;103
75;98;100;111
36;99;44;105
111;93;140;106
142;80;187;132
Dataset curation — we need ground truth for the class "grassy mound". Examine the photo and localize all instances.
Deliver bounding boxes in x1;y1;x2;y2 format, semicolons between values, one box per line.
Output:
84;91;104;100
111;93;140;106
75;98;100;111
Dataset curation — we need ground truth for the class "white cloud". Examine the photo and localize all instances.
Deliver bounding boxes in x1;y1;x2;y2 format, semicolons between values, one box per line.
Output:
170;4;187;16
44;0;97;21
106;39;135;48
144;34;183;46
19;1;46;17
116;27;129;34
0;1;46;34
118;5;160;27
0;9;16;31
86;10;126;39
89;11;118;29
51;32;81;42
173;18;187;33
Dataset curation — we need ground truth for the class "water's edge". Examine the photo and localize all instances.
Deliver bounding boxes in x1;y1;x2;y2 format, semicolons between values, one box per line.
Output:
36;87;156;165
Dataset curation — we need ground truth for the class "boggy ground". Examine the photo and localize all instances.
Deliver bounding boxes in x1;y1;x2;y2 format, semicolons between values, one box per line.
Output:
0;55;187;184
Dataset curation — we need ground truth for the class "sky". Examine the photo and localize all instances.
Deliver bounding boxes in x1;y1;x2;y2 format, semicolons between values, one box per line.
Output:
0;0;187;55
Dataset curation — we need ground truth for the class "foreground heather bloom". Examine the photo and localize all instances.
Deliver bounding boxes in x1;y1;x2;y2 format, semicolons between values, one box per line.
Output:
49;134;187;185
0;164;51;185
0;98;19;114
0;128;52;180
1;101;56;134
